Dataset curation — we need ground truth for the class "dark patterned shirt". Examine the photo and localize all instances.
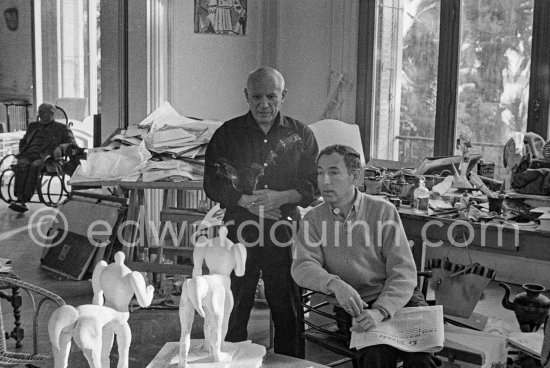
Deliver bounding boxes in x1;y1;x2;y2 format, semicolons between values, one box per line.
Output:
204;112;318;224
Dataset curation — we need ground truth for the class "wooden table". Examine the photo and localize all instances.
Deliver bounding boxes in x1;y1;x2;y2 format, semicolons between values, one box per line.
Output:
399;207;550;286
71;179;212;276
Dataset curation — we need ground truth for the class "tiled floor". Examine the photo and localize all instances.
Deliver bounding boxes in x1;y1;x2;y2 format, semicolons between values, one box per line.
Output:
0;198;542;367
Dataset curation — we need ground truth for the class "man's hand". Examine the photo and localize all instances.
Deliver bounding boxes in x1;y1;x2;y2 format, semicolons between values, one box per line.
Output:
238;194;282;220
328;279;367;318
252;189;289;212
238;194;257;208
52;146;63;159
350;308;385;332
248;206;282;220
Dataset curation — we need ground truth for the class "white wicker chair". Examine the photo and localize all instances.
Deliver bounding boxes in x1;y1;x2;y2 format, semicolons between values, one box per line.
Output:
0;276;65;366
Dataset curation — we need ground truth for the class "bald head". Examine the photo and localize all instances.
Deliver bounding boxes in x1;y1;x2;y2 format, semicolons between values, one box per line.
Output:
38;103;56;124
245;67;287;128
246;67;285;91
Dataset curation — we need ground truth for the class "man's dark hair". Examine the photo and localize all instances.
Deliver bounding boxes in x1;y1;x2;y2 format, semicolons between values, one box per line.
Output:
317;144;361;174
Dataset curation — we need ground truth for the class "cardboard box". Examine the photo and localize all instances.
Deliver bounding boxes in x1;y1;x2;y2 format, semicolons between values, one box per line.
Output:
435;325;507;368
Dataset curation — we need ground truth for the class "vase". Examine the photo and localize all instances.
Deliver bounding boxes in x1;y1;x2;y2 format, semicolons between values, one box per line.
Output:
500;282;550;332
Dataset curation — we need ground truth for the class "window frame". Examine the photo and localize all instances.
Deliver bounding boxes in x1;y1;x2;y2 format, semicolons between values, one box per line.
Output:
356;0;550;162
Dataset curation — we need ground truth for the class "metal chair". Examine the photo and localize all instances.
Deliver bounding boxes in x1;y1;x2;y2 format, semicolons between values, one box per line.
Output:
0;106;86;207
52;105;69;127
298;272;432;368
308;120;367;168
0;143;85;207
0;276;65;366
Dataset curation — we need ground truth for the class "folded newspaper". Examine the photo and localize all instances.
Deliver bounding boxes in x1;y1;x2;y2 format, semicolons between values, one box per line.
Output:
350;305;444;353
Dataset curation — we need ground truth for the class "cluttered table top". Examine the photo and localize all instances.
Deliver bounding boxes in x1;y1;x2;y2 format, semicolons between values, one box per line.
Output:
68;103;550;237
70;102;220;186
364;133;550;236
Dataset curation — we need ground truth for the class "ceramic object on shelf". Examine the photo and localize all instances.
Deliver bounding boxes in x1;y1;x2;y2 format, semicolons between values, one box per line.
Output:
500;282;550;332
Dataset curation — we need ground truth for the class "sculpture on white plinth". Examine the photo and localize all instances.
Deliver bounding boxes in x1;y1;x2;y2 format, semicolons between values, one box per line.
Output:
48;252;155;368
178;226;247;368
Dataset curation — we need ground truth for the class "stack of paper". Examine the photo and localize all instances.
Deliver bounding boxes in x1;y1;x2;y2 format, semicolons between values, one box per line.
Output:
141;159;202;182
145;128;196;148
136;102;222;166
507;331;543;359
137;101;182;129
76;101;223;182
110;125;148;148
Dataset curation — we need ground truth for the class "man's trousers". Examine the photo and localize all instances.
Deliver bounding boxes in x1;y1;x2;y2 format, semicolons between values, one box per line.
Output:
14;155;43;202
225;220;303;358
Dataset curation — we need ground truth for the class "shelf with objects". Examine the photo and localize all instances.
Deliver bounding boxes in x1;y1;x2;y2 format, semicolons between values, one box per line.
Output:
363;132;550;287
69;179;217;278
69;102;223;282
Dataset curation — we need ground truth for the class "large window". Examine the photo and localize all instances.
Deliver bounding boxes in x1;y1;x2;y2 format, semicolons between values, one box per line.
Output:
359;0;550;179
456;0;533;177
34;0;100;118
373;0;441;163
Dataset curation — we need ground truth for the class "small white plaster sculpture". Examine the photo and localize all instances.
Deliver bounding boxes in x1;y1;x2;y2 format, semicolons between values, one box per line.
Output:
178;226;247;368
48;251;155;368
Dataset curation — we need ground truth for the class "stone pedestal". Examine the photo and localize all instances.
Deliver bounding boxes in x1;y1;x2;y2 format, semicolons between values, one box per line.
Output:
147;340;266;368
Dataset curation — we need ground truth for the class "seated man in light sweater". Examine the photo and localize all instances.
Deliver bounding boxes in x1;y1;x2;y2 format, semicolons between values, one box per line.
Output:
291;144;440;368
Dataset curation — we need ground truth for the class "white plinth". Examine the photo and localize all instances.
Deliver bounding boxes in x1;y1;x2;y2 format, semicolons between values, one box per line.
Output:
147;340;266;368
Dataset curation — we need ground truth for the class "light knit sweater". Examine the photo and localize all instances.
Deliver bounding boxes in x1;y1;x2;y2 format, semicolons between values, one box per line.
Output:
291;192;417;317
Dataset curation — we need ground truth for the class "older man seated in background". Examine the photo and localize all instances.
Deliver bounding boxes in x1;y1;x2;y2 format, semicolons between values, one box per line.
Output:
9;103;76;212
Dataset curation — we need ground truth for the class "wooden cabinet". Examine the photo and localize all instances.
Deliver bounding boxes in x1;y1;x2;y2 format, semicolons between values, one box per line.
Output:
399;209;550;286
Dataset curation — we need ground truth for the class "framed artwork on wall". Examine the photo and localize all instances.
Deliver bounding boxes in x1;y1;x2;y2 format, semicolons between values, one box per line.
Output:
194;0;247;35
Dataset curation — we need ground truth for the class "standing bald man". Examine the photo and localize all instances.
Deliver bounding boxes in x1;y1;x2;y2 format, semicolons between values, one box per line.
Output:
204;67;318;357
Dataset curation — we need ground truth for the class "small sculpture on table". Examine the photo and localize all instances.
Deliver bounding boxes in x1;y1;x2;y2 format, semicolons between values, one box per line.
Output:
178;226;248;368
48;252;155;368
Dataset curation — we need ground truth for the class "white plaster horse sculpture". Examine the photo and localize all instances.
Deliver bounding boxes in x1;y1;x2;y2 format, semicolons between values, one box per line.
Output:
178;226;247;368
48;252;155;368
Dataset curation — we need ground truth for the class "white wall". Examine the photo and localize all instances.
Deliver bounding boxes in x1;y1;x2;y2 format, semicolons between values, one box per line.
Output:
127;0;148;126
169;0;264;121
0;0;33;103
100;0;359;136
100;0;123;141
167;0;358;125
276;0;358;125
100;0;148;140
275;1;333;124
